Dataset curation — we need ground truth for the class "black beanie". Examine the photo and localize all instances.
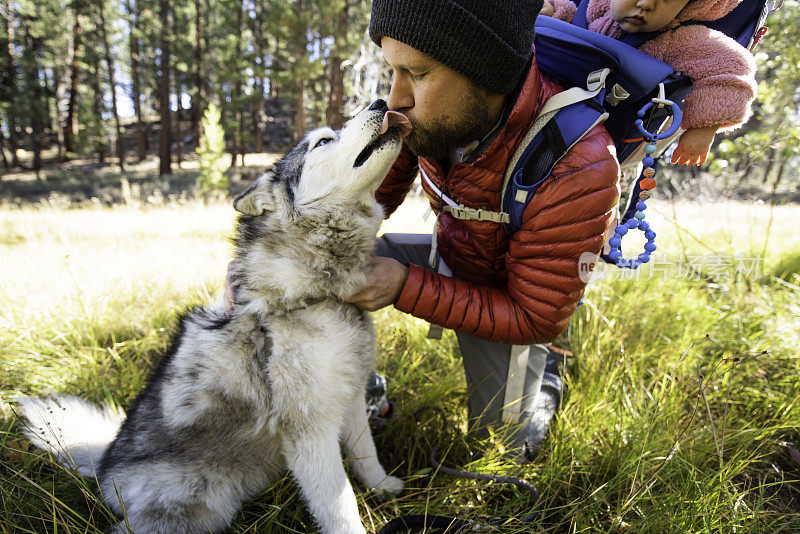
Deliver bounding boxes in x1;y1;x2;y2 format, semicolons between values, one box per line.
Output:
369;0;543;94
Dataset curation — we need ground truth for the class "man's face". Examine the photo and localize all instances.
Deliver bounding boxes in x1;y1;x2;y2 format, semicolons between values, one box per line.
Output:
381;37;492;160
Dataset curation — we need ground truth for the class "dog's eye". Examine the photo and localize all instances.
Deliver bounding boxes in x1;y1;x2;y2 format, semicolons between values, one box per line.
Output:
313;137;334;149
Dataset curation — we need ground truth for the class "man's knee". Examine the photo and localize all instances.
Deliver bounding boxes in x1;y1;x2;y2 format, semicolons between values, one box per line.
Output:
375;233;432;267
458;336;549;437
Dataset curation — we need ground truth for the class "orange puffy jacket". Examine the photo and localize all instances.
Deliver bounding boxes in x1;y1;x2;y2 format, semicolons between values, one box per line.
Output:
375;53;620;345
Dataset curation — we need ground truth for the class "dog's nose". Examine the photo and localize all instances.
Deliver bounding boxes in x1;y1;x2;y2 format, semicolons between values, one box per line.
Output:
368;99;388;112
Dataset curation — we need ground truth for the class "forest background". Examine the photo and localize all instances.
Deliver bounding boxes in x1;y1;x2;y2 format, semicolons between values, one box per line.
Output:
0;0;797;201
2;0;382;193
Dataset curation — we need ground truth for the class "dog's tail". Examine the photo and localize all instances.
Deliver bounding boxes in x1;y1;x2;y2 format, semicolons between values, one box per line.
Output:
15;395;125;477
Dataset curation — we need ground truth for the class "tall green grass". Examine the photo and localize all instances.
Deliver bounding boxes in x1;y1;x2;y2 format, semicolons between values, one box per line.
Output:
1;198;798;532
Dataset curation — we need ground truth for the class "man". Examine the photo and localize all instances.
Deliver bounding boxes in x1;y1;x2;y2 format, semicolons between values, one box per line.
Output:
345;0;620;457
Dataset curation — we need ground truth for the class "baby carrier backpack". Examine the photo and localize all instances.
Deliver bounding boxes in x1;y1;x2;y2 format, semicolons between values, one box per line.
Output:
430;0;778;267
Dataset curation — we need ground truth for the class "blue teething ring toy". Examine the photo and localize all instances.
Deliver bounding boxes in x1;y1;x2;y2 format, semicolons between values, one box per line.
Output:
606;96;683;269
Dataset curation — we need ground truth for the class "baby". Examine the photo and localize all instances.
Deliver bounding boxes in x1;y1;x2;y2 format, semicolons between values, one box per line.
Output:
542;0;757;166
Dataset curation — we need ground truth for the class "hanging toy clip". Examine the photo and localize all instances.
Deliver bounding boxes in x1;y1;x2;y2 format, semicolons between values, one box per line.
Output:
749;26;769;51
634;97;683;141
607;91;683;269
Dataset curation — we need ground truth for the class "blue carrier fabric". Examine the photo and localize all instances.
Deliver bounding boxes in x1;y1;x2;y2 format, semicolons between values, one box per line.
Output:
502;0;770;237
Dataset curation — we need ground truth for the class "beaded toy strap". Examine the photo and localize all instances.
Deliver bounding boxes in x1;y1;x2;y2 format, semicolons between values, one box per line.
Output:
606;91;683;269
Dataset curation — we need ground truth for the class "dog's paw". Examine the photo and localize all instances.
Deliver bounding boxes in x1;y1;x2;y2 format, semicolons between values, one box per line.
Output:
370;475;404;496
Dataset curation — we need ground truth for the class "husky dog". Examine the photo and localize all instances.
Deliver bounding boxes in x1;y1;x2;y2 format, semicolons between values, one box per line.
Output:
17;101;412;534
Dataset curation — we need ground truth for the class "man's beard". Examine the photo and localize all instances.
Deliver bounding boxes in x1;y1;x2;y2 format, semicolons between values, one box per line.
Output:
403;85;492;161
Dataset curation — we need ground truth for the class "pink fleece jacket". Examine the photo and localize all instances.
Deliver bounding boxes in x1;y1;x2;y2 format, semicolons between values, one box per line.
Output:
548;0;757;130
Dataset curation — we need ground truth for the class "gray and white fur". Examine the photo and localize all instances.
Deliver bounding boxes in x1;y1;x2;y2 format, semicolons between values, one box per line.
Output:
17;104;405;534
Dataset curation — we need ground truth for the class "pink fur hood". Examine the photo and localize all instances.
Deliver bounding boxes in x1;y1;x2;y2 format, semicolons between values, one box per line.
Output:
586;0;743;38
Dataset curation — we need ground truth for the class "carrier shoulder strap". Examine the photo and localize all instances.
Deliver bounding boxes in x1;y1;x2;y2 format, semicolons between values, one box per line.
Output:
499;69;611;235
421;69;611;235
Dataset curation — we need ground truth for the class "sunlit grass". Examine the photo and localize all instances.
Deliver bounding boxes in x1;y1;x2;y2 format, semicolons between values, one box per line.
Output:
1;194;799;532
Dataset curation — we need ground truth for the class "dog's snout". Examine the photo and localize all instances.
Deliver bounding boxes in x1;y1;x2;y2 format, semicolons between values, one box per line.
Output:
367;99;388;113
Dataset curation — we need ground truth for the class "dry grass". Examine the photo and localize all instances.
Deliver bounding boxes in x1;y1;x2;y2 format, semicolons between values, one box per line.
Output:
1;193;799;532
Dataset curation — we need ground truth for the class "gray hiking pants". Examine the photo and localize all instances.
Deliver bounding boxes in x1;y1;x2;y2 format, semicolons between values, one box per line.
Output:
375;233;549;451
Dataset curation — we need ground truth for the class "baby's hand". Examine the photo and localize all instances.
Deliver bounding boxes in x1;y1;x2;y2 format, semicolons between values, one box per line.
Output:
671;126;718;166
540;0;555;16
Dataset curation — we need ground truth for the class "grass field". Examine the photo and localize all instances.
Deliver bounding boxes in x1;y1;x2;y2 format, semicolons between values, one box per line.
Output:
1;193;799;533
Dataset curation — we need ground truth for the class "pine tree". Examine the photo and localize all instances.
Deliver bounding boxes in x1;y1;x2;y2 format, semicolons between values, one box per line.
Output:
196;103;228;193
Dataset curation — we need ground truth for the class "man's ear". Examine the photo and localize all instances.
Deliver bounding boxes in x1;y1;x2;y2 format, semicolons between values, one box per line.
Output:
233;175;275;216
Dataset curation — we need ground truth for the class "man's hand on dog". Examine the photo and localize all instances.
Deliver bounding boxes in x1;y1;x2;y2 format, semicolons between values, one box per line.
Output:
344;256;408;311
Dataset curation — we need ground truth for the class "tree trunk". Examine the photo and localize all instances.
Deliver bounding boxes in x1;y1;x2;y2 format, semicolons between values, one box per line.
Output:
734;154;750;174
23;27;45;179
54;63;68;160
288;0;307;142
42;67;57;134
761;147;778;185
230;1;244;168
325;2;348;130
4;0;21;167
64;2;82;157
253;65;264;154
0;128;9;168
326;56;345;130
98;0;125;171
293;79;306;142
175;81;184;168
90;45;106;164
125;0;146;161
269;31;281;99
192;0;204;143
251;2;268;154
772;156;788;191
158;0;172;176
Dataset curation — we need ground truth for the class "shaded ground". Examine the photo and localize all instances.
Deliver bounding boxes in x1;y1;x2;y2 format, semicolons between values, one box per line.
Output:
0;152;282;206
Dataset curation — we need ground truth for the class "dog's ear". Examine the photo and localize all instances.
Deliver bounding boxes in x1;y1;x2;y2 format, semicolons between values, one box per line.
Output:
233;175;275;216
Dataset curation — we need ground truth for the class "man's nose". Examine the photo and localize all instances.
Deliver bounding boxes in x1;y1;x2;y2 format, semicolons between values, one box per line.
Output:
368;99;388;112
636;0;653;10
386;73;413;111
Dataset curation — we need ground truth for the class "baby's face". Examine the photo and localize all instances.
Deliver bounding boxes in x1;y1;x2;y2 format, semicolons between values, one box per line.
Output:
610;0;691;33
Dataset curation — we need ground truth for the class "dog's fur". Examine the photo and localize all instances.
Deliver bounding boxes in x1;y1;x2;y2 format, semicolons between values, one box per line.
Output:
17;105;405;534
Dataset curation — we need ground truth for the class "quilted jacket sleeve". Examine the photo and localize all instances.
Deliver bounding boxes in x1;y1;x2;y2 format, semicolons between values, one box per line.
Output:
394;125;620;345
375;143;419;218
640;25;757;131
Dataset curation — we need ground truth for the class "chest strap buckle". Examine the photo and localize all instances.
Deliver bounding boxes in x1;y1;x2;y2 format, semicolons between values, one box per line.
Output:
443;205;510;224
